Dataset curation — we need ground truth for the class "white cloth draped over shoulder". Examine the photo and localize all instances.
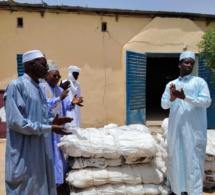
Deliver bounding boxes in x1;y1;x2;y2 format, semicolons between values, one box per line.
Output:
161;75;211;195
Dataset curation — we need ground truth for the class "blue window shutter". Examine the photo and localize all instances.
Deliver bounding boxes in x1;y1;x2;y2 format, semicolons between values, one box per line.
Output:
199;57;215;128
126;51;146;125
17;54;24;77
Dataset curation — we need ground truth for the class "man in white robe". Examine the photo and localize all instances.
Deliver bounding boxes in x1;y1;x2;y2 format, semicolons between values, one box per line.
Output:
40;60;83;192
161;51;211;195
4;50;72;195
66;65;83;127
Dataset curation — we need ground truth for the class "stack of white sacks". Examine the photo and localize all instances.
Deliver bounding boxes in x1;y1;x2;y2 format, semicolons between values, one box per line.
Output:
160;118;215;190
58;123;168;194
204;130;215;189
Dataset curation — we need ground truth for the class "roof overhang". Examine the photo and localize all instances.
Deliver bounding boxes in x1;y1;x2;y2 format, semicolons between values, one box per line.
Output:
123;17;204;53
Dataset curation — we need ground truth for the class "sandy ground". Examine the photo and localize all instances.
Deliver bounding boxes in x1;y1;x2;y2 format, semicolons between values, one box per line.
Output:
0;124;215;194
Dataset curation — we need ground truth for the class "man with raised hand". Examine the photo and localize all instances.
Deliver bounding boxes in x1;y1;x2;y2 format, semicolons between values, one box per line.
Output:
4;50;72;195
161;51;211;195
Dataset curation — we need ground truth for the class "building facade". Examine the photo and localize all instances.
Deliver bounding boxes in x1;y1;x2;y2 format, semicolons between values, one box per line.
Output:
0;2;215;137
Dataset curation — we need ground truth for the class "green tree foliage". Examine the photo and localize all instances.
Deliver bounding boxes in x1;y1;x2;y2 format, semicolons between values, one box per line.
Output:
198;27;215;84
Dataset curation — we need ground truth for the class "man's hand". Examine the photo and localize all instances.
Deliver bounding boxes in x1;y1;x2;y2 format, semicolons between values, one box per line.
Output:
171;88;186;100
60;89;69;101
169;83;176;102
51;125;72;135
72;94;84;107
77;103;84;107
52;114;73;126
60;80;71;90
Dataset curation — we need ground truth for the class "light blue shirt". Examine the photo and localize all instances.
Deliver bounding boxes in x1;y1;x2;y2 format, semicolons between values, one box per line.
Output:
4;74;57;195
40;83;74;116
161;75;211;195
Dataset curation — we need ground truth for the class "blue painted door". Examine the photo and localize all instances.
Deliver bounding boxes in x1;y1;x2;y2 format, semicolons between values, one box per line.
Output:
17;54;24;77
199;58;215;128
126;51;146;125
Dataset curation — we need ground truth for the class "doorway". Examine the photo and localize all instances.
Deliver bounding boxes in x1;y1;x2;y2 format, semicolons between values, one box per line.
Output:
146;56;179;121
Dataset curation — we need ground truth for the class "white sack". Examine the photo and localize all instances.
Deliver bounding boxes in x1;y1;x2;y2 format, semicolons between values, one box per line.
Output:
161;118;168;139
122;124;151;134
204;171;215;183
204;171;215;190
0;106;6;122
205;160;215;171
156;133;167;150
104;123;151;134
66;164;164;188
103;123;118;129
152;146;167;177
68;157;121;169
203;182;215;190
59;125;157;158
70;183;168;195
206;130;215;156
205;154;215;162
68;156;154;169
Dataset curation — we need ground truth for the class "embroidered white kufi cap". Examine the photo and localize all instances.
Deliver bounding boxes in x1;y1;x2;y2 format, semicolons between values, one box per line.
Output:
179;51;195;61
47;60;59;72
22;50;45;64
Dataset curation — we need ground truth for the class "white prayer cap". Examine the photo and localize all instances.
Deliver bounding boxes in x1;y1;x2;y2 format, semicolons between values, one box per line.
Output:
179;51;195;61
47;60;59;72
68;65;81;73
22;50;45;64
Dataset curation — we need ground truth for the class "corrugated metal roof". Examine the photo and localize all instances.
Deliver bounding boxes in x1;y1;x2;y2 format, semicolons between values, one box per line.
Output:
14;0;42;4
0;0;215;17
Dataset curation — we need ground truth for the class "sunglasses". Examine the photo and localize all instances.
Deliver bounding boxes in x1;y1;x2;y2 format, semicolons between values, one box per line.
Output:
34;61;48;68
53;74;62;79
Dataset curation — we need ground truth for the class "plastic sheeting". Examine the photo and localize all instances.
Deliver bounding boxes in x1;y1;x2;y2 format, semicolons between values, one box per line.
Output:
70;183;168;195
67;156;154;169
58;124;157;158
60;123;167;193
204;130;215;189
66;164;164;188
206;130;215;156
